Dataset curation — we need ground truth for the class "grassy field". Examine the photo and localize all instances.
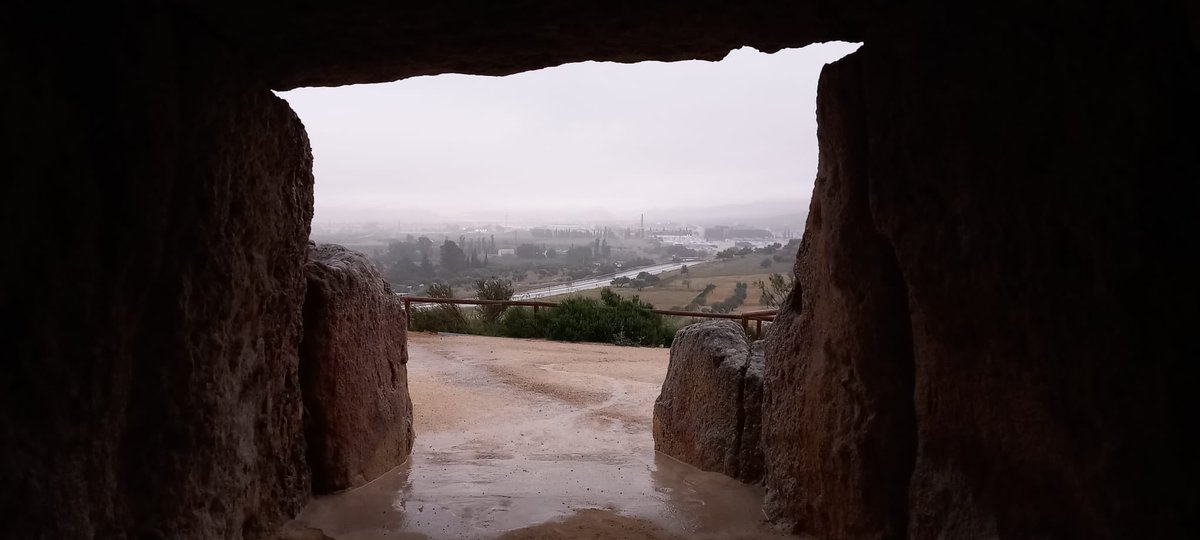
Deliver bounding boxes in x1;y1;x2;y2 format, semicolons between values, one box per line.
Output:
543;255;793;313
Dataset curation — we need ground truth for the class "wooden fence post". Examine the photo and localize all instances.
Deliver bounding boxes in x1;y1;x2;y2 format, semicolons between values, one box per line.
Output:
404;299;412;330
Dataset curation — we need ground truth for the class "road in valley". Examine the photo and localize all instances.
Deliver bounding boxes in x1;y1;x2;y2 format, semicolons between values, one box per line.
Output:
511;260;707;300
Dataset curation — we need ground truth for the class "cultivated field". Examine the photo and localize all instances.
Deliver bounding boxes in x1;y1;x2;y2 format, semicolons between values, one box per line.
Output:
544;255;793;313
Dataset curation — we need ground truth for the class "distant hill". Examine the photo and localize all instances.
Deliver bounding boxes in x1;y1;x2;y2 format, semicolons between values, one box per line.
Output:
311;197;810;231
647;198;810;230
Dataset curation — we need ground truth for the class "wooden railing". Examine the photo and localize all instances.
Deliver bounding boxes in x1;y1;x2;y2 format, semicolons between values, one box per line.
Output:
398;296;778;339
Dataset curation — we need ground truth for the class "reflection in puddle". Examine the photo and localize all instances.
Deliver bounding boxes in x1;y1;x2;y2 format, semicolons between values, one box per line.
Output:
290;335;789;539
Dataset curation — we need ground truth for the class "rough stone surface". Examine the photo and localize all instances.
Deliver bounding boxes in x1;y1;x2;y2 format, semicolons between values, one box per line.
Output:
3;1;1198;539
860;5;1197;538
301;243;415;494
199;1;865;90
761;51;916;540
1;11;314;538
653;320;764;483
761;3;1198;538
737;342;767;485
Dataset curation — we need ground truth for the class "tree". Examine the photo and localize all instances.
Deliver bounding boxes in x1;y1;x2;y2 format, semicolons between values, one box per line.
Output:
420;253;434;275
515;243;544;259
758;242;781;255
754;273;794;308
385;256;419;284
760;257;773;268
546;247;558;258
475;278;514;322
440;240;468;272
680;264;689;275
417;236;434;256
634;271;660;285
421;281;466;327
565;245;592;265
710;282;749;313
386;239;418;262
427;282;454;299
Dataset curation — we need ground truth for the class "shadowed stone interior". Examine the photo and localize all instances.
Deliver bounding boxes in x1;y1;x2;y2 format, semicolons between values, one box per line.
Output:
2;1;1196;538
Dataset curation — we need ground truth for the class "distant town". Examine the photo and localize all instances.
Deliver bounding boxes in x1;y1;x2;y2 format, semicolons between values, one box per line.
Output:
311;210;803;314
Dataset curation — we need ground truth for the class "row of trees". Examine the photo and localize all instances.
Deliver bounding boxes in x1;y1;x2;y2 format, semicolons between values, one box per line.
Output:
715;240;800;261
380;236;491;285
530;226;620;239
709;282;749;313
610;271;661;290
410;283;678;347
513;238;613;261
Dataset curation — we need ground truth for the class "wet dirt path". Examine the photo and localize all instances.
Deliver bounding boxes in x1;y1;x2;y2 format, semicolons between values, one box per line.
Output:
290;333;792;539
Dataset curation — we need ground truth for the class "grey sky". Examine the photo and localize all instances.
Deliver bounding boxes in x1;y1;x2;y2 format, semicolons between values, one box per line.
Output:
280;42;860;224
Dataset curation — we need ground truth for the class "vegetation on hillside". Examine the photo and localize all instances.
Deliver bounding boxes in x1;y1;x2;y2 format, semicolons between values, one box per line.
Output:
409;285;680;347
755;273;794;308
372;232;664;294
709;282;749;313
690;283;718;306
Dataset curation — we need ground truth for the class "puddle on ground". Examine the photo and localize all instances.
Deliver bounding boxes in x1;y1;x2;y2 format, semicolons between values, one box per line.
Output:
290;334;790;540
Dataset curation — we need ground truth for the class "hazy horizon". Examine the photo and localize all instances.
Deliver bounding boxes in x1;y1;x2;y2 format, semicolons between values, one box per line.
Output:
280;42;860;224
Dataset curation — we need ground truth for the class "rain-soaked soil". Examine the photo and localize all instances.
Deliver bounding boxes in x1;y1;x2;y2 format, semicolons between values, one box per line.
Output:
288;333;792;540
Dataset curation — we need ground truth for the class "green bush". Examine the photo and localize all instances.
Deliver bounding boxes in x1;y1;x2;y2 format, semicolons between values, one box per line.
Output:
413;287;675;347
410;306;470;333
691;283;717;306
710;282;749;314
475;278;514;322
537;289;672;346
498;307;547;338
412;282;468;330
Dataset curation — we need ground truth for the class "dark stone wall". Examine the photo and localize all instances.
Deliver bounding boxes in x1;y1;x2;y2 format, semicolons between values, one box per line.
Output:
2;1;1197;538
183;0;864;89
301;244;414;494
1;5;314;538
763;1;1198;538
653;320;765;484
863;4;1199;537
1;4;182;537
762;51;916;540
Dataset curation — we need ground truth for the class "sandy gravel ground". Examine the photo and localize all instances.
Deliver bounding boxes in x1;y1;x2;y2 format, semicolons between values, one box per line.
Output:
290;333;793;540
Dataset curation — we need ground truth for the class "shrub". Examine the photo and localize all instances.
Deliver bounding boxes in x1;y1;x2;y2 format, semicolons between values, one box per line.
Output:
539;289;673;346
710;282;749;313
475;278;514;322
498;307;547;338
691;283;717;306
410;305;470;333
755;273;793;308
417;286;676;347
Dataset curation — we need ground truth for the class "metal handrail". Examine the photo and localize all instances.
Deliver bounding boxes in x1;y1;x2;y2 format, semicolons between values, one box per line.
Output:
397;296;778;338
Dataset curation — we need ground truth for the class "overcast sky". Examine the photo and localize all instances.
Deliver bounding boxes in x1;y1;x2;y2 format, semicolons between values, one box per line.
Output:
279;42;860;224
